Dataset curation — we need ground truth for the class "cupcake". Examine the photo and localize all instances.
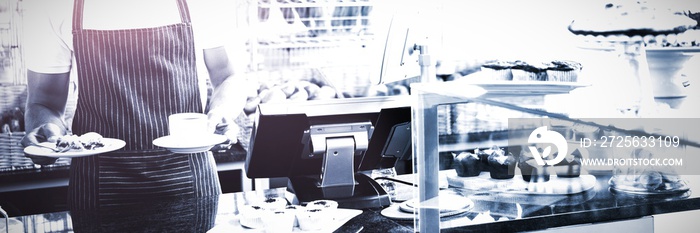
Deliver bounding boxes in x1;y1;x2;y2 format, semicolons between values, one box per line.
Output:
553;148;584;178
546;60;582;82
487;146;516;179
238;204;265;229
480;60;515;81
475;148;492;173
519;158;552;182
511;61;548;81
261;209;296;233
258;197;288;211
285;205;302;227
306;200;338;211
296;207;329;231
452;151;481;177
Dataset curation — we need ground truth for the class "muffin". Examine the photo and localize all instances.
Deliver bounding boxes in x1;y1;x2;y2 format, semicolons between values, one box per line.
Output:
546;60;582;82
480;60;515;81
519;158;552;182
511;61;548;81
306;200;338;211
475;148;492;173
261;209;296;233
285;205;302;227
296;207;329;231
259;197;288;211
553;148;584;178
487;146;516;179
238;204;266;229
453;151;481;177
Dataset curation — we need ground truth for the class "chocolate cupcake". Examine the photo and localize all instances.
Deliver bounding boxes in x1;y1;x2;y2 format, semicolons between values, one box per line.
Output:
546;60;582;82
475;148;491;173
553;148;584;178
480;60;515;81
519;159;552;183
453;151;481;177
487;146;516;179
511;61;548;81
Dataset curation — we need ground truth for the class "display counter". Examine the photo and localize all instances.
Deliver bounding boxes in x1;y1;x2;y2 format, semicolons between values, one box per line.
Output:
3;173;700;232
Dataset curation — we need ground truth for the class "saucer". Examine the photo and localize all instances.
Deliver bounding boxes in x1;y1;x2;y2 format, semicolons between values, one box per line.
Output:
153;134;227;154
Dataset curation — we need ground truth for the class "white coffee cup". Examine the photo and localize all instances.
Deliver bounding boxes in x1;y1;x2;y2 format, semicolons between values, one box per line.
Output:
168;113;208;137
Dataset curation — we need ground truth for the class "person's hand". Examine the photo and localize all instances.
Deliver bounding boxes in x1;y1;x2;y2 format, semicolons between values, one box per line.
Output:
207;109;239;144
21;123;65;165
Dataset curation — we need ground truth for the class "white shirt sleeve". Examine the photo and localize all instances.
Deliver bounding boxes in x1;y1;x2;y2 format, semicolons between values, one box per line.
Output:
22;0;74;74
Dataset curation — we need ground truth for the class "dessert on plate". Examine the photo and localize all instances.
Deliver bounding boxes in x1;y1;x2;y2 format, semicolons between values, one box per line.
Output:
568;1;697;42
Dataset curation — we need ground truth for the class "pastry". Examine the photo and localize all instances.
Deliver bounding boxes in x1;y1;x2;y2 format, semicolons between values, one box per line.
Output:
475;148;492;173
546;60;583;82
553;147;584;178
261;208;296;233
511;61;548;81
568;1;697;41
518;151;551;182
296;206;328;231
258;197;288;211
487;146;516;179
480;60;515;81
306;200;338;211
55;132;105;152
285;205;302;227
238;204;265;229
453;151;481;177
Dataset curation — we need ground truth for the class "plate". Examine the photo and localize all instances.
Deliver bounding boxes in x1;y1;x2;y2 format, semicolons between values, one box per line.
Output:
153;134;227;154
24;138;126;158
380;195;473;221
457;73;589;95
608;177;690;195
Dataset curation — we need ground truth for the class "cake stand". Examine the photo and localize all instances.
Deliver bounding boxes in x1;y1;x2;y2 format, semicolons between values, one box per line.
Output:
608;39;657;117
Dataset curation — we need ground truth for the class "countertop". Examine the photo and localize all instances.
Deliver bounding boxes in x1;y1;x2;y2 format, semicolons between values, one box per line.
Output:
5;172;700;232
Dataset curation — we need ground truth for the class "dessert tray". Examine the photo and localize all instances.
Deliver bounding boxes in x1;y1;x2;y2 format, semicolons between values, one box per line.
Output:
380;193;474;220
24;138;126;158
457;72;589;95
445;170;597;195
207;208;362;233
153;134;227;154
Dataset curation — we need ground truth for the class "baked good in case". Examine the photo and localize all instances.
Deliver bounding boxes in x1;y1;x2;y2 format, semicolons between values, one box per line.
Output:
568;2;697;41
518;150;551;182
480;61;515;81
553;148;585;178
487;146;516;179
546;60;583;82
511;61;548;81
453;151;481;177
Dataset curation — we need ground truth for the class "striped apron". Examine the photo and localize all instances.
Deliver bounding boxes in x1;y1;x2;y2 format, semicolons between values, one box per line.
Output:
68;0;221;210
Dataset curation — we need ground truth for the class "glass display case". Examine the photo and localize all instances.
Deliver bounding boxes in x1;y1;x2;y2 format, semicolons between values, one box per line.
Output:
408;79;700;232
